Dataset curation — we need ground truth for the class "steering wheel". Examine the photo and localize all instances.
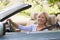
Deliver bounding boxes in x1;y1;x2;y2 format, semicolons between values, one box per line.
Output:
6;20;21;32
6;20;14;32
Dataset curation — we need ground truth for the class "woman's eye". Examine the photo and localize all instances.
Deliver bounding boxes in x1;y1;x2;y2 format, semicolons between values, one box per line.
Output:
42;17;44;18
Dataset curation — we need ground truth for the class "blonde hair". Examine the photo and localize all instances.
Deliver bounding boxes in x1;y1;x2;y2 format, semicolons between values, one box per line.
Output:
37;12;49;21
37;12;49;25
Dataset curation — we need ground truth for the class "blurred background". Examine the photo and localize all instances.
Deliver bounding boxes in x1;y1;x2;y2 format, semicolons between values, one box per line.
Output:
0;0;60;25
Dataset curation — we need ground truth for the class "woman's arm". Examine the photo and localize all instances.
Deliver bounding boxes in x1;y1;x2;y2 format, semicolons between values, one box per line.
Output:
18;25;32;31
7;19;19;28
7;19;32;31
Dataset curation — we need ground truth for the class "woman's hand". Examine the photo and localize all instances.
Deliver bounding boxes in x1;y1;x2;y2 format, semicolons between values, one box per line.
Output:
6;19;12;22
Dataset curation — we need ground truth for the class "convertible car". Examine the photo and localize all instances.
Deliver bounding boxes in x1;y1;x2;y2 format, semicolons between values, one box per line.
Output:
0;2;60;40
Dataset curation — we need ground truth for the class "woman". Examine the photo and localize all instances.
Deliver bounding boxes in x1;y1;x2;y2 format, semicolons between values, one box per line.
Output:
6;12;49;32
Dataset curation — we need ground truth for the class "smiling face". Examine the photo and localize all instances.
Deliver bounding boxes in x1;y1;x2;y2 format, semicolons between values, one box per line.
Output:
37;12;47;25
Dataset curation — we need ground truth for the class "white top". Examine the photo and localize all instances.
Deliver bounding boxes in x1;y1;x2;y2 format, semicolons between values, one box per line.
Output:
18;24;48;32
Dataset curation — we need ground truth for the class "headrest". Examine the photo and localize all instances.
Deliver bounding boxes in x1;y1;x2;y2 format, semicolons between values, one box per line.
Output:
48;15;57;25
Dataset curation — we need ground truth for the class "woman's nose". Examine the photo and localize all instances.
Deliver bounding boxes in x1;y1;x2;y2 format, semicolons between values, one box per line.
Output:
38;18;42;21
